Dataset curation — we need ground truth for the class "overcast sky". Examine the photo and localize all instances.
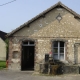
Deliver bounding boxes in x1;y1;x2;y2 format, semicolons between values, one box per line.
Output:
0;0;80;33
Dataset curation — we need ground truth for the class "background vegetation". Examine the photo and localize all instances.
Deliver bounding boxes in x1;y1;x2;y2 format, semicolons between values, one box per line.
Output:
0;61;6;70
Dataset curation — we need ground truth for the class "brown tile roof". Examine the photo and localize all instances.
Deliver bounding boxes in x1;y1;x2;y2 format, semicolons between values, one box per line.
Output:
7;1;80;37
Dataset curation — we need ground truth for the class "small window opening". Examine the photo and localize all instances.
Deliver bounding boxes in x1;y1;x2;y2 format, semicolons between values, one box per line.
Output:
12;51;19;59
23;40;34;45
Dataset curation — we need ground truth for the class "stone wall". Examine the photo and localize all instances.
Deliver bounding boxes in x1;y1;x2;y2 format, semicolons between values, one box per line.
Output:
8;7;80;71
8;37;21;70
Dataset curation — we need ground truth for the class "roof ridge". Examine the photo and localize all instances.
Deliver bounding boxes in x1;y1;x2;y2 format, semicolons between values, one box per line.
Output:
58;1;62;4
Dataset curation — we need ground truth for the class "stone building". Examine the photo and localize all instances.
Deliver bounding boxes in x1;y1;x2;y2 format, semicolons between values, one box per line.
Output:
7;2;80;71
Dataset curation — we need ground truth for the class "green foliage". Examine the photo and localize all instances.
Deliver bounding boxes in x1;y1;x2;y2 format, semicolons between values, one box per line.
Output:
5;38;9;49
5;39;9;60
0;61;6;70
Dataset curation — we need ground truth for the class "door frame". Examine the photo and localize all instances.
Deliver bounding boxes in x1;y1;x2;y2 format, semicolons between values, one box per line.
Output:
21;40;35;70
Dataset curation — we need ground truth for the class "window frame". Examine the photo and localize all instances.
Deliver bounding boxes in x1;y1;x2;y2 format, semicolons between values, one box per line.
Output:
53;41;65;61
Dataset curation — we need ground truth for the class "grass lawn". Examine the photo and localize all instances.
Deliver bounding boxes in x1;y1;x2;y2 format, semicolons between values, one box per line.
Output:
0;61;6;70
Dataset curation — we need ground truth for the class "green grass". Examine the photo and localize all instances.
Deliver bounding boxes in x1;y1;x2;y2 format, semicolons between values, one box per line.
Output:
0;61;6;70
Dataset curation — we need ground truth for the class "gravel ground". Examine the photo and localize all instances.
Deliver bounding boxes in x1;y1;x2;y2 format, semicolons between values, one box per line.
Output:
0;70;80;80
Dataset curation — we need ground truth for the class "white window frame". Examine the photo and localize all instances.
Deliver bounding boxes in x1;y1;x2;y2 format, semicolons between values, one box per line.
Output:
53;41;65;61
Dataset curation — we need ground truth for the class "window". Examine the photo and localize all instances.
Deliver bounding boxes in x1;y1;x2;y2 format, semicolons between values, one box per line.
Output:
53;41;65;60
23;41;34;45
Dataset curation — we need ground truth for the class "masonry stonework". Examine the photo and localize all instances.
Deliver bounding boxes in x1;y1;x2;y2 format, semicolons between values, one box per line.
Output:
8;2;80;71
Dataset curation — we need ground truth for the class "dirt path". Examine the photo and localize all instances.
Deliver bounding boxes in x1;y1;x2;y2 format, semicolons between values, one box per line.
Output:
0;70;80;80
